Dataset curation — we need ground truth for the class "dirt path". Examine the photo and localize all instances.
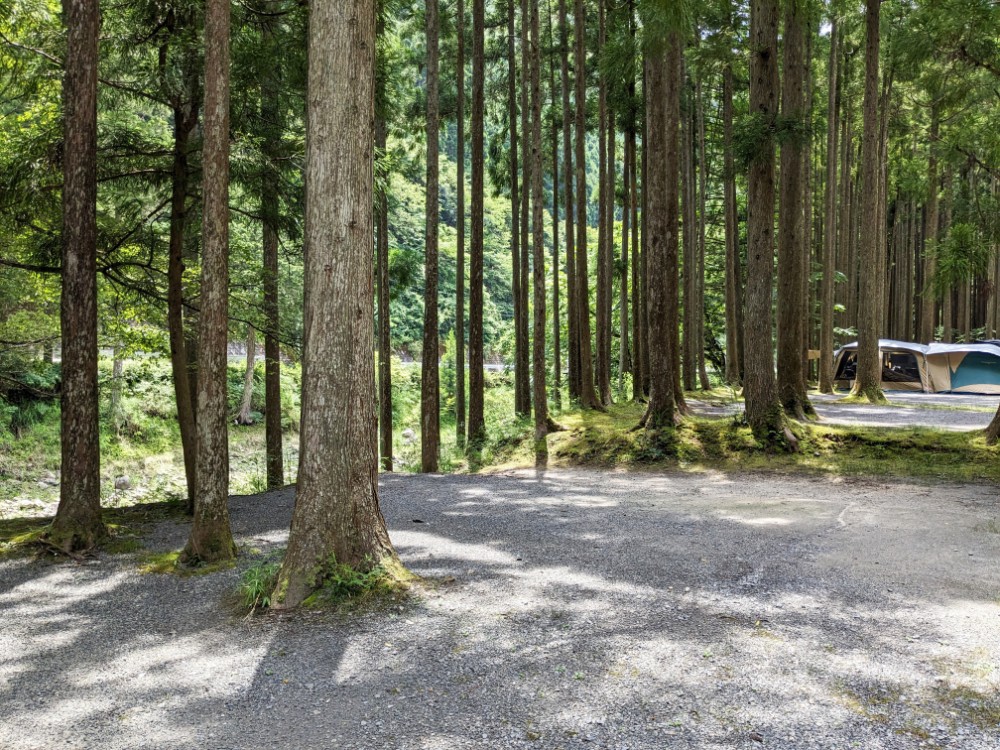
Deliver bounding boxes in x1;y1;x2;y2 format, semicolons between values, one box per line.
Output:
1;470;998;749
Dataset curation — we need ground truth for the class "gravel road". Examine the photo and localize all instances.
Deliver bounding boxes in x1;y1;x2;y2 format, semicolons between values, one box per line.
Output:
2;470;998;750
691;392;1000;432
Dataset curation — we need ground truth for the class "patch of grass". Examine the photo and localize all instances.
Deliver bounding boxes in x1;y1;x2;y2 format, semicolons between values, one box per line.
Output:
239;553;284;611
302;556;416;609
935;685;1000;729
138;549;235;576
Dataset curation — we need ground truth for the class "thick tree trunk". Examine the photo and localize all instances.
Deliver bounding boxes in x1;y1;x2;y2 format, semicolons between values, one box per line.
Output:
574;0;601;409
744;0;793;447
51;0;105;551
819;17;840;393
272;0;397;608
776;0;812;418
455;0;466;447
262;65;284;489
722;63;741;386
421;0;441;472
167;98;199;509
851;0;884;403
183;0;236;563
235;327;256;425
377;115;393;470
530;0;548;466
641;35;680;431
467;0;486;447
920;106;940;342
559;0;578;400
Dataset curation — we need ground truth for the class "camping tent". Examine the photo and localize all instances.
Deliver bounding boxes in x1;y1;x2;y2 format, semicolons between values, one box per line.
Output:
832;340;931;391
924;343;1000;394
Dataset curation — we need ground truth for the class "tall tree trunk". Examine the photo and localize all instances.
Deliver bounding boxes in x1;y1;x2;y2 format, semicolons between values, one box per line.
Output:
641;32;680;431
559;0;578;400
836;82;853;334
851;0;884;403
167;95;199;510
574;0;601;409
455;0;467;446
682;76;696;392
920;105;940;342
183;0;236;563
377;115;393;470
744;0;793;447
421;0;441;472
518;0;532;416
468;0;486;447
51;0;105;551
530;0;548;465
819;17;840;393
110;346;126;434
547;0;561;406
619;131;631;395
235;326;256;426
508;0;525;416
629;120;642;400
776;0;812;418
261;46;284;489
595;0;612;405
695;75;710;391
272;0;397;608
941;168;954;342
722;62;741;386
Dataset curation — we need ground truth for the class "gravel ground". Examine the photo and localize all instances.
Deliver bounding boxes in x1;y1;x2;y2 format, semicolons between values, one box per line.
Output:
1;470;999;750
690;392;1000;432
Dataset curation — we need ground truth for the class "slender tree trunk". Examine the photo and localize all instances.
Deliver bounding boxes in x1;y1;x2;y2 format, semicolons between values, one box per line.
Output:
507;0;525;416
518;0;532;416
695;75;710;391
236;327;256;425
941;168;954;342
851;0;884;403
272;0;397;608
530;0;548;465
377;115;393;470
920;105;940;342
110;346;126;434
629;122;642;400
167;99;199;510
421;0;441;472
776;0;812;418
619;132;631;395
836;83;853;334
468;0;486;446
744;0;793;447
559;0;578;400
595;0;612;405
183;0;236;563
574;0;601;409
547;0;561;406
641;32;680;431
455;0;467;446
602;102;616;403
819;17;839;393
51;0;105;551
723;63;741;386
682;77;696;392
261;56;284;488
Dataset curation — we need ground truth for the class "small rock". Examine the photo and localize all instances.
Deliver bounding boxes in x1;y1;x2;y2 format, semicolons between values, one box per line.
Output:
114;476;132;490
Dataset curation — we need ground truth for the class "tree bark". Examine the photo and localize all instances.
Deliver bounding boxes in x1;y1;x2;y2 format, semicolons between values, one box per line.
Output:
851;0;884;403
272;0;397;608
695;75;710;391
547;0;561;406
723;62;741;386
377;114;393;470
508;0;525;417
517;0;532;416
467;0;486;447
421;0;441;472
183;0;236;563
235;326;256;425
530;0;548;466
819;17;840;393
641;33;680;431
682;75;696;392
51;0;105;551
559;0;578;400
261;43;284;489
455;0;466;447
776;0;812;418
619;130;631;395
596;0;612;406
574;0;601;409
744;0;792;447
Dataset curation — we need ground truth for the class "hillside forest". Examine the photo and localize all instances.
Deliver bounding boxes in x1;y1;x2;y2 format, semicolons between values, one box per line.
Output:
2;0;1000;605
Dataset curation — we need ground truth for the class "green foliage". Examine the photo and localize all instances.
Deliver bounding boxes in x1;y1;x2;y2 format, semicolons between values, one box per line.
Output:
239;552;284;611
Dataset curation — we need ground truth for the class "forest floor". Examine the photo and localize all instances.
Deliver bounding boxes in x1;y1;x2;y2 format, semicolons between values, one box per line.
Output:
1;470;998;750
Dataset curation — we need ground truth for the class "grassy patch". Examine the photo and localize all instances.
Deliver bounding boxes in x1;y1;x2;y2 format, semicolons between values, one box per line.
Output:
478;400;1000;484
138;548;236;576
935;685;1000;729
